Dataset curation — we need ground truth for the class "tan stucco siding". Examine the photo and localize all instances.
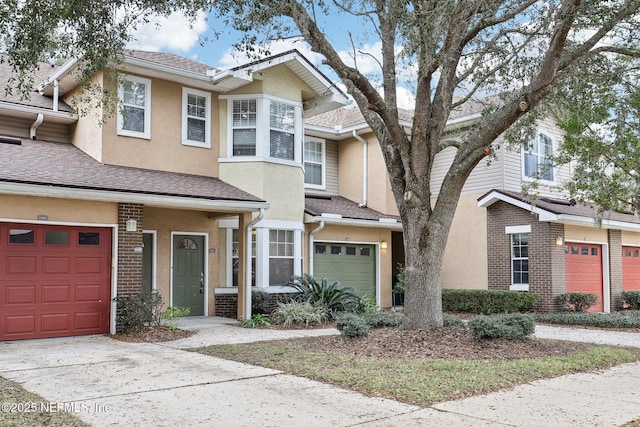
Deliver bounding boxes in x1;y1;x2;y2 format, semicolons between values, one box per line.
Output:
441;193;488;289
564;225;608;243
67;71;104;161
144;207;220;315
101;75;220;177
219;162;304;221
306;224;393;308
0;194;116;224
227;65;313;101
622;231;640;246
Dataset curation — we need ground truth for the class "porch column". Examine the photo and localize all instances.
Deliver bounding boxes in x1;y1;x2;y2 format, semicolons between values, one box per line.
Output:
236;212;251;320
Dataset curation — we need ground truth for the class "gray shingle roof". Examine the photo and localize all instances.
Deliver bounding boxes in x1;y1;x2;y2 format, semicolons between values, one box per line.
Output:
0;138;263;203
0;55;72;112
125;50;215;75
305;195;399;222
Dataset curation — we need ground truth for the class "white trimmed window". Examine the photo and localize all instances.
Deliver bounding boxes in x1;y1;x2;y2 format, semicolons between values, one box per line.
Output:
118;75;151;139
524;132;554;182
182;88;211;148
230;229;256;287
224;95;302;163
269;229;294;286
304;137;325;187
511;233;529;291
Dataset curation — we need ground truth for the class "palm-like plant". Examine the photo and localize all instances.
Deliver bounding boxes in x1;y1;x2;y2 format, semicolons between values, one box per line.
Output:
286;274;359;315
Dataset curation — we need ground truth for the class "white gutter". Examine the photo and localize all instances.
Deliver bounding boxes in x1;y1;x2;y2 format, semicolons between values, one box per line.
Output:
0;101;77;123
307;216;403;230
308;221;325;277
29;113;44;139
353;130;368;208
0;181;269;212
53;80;59;112
245;208;265;318
124;56;215;83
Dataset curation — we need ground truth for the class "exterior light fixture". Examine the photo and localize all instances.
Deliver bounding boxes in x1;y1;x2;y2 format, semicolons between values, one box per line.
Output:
555;236;564;246
126;219;138;232
380;240;388;249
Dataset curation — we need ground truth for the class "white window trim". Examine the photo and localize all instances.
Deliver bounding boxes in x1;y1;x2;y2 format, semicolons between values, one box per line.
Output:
225;227;256;288
304;136;326;190
117;75;151;139
221;94;303;164
505;225;531;234
182;87;211;148
522;131;556;185
509;232;529;291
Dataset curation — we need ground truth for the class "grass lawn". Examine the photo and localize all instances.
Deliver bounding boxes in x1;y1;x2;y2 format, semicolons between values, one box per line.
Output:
0;377;89;427
195;333;640;407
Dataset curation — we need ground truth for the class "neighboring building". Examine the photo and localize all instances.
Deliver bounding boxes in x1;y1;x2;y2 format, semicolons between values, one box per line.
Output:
2;48;639;341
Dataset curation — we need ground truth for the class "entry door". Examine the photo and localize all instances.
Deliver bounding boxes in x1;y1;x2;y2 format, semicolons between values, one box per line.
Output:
142;233;154;294
172;235;204;316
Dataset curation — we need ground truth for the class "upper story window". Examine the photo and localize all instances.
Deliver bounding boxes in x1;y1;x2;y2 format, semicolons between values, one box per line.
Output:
182;88;211;148
223;95;302;164
117;75;151;139
304;137;325;188
523;132;554;182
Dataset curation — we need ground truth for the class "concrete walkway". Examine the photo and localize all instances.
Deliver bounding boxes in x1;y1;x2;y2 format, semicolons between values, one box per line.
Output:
1;319;639;426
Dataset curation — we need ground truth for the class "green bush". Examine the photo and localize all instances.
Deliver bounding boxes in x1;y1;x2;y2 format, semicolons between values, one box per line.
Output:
442;289;537;314
113;291;164;333
443;313;466;328
251;290;270;315
362;310;404;328
623;291;640;310
557;293;598;312
241;314;271;328
468;313;535;340
335;313;370;338
286;274;360;315
271;301;330;327
534;311;640;328
355;295;378;314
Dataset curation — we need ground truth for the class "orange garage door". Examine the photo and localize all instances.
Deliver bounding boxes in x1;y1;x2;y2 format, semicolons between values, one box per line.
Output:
623;247;640;291
1;223;112;340
565;243;604;312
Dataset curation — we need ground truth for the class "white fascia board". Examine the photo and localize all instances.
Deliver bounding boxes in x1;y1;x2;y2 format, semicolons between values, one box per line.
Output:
554;214;640;232
477;191;558;221
0;102;78;123
39;58;80;91
445;113;482;127
123;56;213;82
0;182;269;213
307;216;403;230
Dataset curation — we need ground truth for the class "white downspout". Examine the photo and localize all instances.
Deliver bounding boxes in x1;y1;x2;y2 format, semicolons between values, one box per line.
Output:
353;130;368;208
30;113;44;140
245;208;265;319
308;220;325;277
53;80;59;112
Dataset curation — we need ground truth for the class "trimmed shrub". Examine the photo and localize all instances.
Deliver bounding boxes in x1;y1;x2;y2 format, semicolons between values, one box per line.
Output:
335;313;370;338
468;313;535;340
251;290;270;315
270;301;330;327
355;296;378;315
113;291;164;333
534;311;640;328
362;310;404;328
443;313;466;329
241;314;271;328
286;274;360;315
557;292;598;312
623;291;640;310
442;289;537;314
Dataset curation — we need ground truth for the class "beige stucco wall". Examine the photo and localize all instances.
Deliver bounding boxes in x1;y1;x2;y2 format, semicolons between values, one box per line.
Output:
101;74;220;177
227;65;313;101
564;225;608;243
306;224;393;308
144;207;221;316
67;71;105;162
338;134;399;216
622;231;640;246
219;162;304;221
0;194;116;224
441;193;488;289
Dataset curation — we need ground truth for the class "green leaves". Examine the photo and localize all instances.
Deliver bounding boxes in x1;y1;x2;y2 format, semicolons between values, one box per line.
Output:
286;274;360;315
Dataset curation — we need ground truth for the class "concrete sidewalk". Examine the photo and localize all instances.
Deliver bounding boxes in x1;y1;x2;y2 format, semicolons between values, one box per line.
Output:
1;320;640;426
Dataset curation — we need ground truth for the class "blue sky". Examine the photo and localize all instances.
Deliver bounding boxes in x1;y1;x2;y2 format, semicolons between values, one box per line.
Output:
127;10;418;109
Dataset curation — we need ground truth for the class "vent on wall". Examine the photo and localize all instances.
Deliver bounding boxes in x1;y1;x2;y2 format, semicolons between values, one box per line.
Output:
0;136;22;145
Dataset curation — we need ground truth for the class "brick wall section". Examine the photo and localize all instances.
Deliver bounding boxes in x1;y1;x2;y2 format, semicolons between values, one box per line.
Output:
117;203;144;296
486;201;566;312
215;292;298;319
608;229;623;310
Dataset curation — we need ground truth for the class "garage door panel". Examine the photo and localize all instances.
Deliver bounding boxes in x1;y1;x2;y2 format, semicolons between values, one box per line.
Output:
623;247;640;291
75;284;102;302
76;257;102;274
43;257;71;274
566;243;603;312
41;285;71;304
5;285;36;304
314;243;376;298
5;315;36;336
75;312;103;331
41;314;69;332
6;257;37;275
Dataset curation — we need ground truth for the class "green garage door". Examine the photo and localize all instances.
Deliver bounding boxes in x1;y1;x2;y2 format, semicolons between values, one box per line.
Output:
313;243;376;298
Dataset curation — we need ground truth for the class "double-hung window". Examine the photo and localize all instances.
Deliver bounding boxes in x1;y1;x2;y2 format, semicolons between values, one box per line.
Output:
511;233;529;290
231;229;256;287
182;88;211;148
304;138;325;187
269;229;294;286
118;75;151;139
524;132;554;182
269;101;295;160
232;99;257;156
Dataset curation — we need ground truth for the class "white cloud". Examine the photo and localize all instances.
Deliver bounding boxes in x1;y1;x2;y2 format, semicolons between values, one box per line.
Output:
337;41;384;75
127;12;208;52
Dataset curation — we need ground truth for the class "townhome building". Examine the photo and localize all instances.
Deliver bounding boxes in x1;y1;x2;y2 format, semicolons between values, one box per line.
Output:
2;48;640;340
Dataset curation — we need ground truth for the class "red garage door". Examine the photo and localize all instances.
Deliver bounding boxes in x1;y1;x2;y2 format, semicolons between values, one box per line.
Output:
623;247;640;291
1;223;112;340
565;243;604;312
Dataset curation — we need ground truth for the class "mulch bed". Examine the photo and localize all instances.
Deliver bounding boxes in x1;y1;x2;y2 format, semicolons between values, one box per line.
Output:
298;327;598;360
111;326;195;343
